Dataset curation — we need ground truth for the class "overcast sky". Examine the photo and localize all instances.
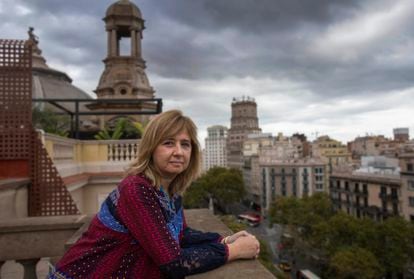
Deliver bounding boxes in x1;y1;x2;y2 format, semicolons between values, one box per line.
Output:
2;0;414;145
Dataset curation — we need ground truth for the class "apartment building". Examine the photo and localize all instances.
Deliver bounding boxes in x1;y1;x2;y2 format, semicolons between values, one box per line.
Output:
399;142;414;221
260;158;327;210
203;125;228;171
329;156;401;221
311;135;351;173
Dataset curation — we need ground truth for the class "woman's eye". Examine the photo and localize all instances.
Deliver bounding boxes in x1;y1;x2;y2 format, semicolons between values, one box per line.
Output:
181;142;191;148
163;140;174;146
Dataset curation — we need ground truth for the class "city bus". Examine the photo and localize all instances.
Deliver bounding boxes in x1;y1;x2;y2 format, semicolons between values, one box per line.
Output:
237;212;261;227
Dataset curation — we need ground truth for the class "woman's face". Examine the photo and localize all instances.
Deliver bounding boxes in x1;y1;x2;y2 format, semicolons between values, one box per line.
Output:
152;130;192;180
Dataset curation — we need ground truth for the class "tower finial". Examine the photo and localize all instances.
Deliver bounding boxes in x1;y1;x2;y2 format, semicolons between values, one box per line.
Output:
28;26;39;45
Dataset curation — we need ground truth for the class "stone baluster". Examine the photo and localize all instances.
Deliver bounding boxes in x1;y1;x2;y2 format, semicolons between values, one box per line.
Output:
17;258;40;279
117;144;121;161
127;143;133;160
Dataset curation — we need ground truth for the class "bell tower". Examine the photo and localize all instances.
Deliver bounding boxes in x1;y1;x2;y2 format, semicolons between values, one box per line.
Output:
90;0;155;124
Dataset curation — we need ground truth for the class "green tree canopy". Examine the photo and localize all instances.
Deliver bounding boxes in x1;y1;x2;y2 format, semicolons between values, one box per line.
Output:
32;106;70;137
269;193;334;238
329;247;383;279
374;217;414;275
95;118;145;140
183;167;246;212
268;194;414;278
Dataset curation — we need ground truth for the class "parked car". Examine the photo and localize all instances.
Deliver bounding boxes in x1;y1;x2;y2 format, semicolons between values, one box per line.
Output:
278;260;292;272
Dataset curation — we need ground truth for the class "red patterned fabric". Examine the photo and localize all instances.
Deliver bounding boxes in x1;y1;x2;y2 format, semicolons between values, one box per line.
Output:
49;175;228;279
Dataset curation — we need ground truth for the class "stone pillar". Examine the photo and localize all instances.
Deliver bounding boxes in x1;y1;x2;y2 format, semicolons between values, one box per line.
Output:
131;29;137;57
16;259;40;279
136;31;142;58
0;261;4;279
111;29;117;57
107;30;112;57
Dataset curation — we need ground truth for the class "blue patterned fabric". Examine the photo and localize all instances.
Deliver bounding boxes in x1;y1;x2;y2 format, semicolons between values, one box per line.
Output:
97;186;185;239
98;200;129;233
158;187;184;243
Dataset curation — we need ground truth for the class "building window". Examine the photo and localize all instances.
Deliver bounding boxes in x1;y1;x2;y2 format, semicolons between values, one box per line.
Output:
408;180;414;191
391;188;398;198
409;197;414;207
407;163;413;172
380;186;386;198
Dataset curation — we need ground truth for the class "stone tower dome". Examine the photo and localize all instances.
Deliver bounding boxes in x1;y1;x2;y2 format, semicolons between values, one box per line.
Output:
106;0;142;18
26;27;91;101
94;0;155;101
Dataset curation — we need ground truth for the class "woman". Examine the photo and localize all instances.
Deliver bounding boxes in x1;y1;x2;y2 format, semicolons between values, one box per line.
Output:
49;110;260;279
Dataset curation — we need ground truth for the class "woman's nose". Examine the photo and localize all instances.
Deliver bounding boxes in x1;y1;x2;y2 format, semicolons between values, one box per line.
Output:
173;144;183;155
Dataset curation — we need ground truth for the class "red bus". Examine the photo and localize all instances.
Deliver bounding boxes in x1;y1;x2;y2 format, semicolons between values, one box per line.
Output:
237;213;261;227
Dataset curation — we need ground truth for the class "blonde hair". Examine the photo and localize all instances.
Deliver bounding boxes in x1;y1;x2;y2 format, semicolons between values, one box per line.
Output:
126;110;201;195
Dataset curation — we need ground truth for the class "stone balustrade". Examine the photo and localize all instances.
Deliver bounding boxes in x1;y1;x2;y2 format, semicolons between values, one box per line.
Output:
106;140;139;161
42;133;140;177
0;214;90;279
64;209;275;279
0;203;274;279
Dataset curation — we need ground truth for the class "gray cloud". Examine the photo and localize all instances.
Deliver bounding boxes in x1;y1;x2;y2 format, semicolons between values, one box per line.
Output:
1;0;414;142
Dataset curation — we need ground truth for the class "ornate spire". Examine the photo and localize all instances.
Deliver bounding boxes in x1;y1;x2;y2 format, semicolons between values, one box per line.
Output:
27;27;48;69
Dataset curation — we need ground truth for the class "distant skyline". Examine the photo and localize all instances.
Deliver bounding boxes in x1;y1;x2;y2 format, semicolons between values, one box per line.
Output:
1;0;414;146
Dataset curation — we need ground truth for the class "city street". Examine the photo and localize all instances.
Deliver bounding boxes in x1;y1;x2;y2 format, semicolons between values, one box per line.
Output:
246;219;283;262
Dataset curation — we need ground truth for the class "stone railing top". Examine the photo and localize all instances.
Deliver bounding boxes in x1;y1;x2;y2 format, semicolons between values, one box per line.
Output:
0;177;30;190
63;209;275;278
185;209;275;279
0;214;88;233
0;215;90;261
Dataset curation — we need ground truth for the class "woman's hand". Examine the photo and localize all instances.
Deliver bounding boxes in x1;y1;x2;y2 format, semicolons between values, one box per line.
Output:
223;230;252;244
227;235;260;261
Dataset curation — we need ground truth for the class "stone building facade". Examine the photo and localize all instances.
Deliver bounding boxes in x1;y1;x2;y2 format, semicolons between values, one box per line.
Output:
260;158;327;210
329;172;401;221
203;125;228;171
311;135;351;173
227;97;261;169
399;143;414;221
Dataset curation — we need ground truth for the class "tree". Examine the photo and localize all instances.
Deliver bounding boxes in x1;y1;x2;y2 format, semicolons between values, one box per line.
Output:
32;106;70;137
269;193;334;237
268;193;414;278
183;167;246;213
268;196;301;225
183;179;209;209
374;217;414;276
94;118;144;140
312;212;362;255
329;247;383;279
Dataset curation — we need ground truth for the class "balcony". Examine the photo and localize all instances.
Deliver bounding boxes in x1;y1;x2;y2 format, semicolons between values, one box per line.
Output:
0;208;275;279
0;128;277;278
379;192;399;202
43;133;140;178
